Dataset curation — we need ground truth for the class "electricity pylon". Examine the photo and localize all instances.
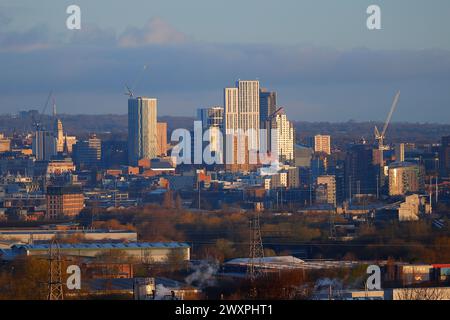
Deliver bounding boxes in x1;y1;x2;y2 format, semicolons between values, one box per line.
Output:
47;239;64;300
247;212;265;281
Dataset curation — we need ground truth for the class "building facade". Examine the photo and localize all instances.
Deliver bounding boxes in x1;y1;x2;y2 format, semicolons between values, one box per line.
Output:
54;119;64;153
32;130;57;161
156;122;168;156
197;106;224;129
259;89;276;129
12;242;190;262
314;135;331;155
345;141;377;198
316;175;337;206
388;162;424;196
0;134;11;153
46;185;85;219
73;134;102;169
395;143;405;162
272;111;295;163
224;80;260;171
440;136;450;178
128;97;158;166
197;106;224;160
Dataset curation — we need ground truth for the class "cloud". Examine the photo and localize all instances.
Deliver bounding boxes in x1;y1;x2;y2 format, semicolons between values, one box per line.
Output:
0;24;50;52
0;12;51;52
0;11;12;27
118;17;188;47
0;17;450;122
69;24;117;46
0;16;188;52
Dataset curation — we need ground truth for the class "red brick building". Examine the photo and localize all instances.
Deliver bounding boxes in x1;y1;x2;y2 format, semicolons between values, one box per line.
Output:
46;185;84;220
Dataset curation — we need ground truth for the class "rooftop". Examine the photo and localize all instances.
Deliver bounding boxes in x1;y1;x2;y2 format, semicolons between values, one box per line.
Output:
0;229;136;235
12;242;190;251
225;256;362;270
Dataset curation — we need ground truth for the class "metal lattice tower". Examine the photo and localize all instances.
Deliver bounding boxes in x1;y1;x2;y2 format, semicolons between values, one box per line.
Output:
47;239;64;300
247;212;265;281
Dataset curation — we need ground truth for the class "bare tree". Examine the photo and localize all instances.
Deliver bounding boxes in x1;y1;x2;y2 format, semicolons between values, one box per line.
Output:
394;287;448;300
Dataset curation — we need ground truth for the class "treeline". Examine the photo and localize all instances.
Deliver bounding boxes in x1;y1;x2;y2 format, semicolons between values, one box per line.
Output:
79;204;450;264
2;113;448;145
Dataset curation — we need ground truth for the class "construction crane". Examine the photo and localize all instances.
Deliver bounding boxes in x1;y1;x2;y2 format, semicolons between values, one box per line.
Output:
33;91;53;131
374;91;400;152
374;91;400;189
52;96;57;118
125;65;148;98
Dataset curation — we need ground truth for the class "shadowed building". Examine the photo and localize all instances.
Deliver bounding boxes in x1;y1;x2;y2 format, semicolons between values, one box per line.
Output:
156;122;168;156
46;185;84;220
73;134;101;169
259;89;276;129
345;140;377;199
440;136;450;178
32;130;56;161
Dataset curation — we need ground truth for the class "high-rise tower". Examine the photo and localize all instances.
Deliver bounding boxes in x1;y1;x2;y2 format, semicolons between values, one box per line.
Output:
259;89;276;129
128;97;158;166
224;80;260;171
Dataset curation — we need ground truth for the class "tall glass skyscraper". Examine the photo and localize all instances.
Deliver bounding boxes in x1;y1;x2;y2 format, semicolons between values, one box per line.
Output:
224;80;260;146
259;89;277;129
128;97;157;166
224;80;260;170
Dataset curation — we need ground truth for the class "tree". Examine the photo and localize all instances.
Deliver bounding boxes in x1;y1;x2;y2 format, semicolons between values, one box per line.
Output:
0;256;48;299
95;250;131;264
264;248;276;257
215;239;236;262
238;270;313;300
394;287;448;300
343;252;357;261
166;248;187;272
92;219;135;231
162;190;174;209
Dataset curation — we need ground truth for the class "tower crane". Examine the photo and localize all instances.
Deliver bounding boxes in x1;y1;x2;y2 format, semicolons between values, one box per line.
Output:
125;65;148;98
33;91;53;131
374;91;400;189
52;96;57;118
374;91;400;152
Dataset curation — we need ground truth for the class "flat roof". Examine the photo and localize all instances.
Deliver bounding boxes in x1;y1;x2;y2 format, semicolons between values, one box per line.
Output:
225;256;362;270
13;242;190;251
0;229;136;234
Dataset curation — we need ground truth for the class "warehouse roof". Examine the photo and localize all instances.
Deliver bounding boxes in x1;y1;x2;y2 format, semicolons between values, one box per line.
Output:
0;229;136;235
226;256;305;269
225;256;362;270
12;242;190;251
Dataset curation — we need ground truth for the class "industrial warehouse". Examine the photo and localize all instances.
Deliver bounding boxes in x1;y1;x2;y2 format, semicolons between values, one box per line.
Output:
0;228;138;244
1;242;190;261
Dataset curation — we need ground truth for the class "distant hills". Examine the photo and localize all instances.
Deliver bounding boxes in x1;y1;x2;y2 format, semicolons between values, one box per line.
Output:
0;113;448;146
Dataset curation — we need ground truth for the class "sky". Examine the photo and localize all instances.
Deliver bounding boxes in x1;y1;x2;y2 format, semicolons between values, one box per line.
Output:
0;0;450;123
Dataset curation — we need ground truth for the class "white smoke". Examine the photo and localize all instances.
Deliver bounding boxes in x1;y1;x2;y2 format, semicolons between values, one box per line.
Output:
154;284;174;300
313;278;345;299
185;261;219;288
315;278;344;291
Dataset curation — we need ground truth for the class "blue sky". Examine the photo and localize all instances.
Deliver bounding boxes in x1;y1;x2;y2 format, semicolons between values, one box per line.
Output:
0;0;450;122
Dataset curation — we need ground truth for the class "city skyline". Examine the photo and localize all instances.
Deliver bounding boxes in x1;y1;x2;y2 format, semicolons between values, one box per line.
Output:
1;1;450;306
